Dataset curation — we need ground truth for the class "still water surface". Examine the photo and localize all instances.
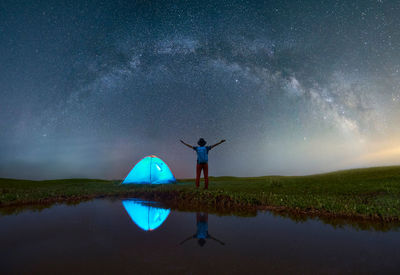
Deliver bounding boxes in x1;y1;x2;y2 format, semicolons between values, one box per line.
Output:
1;198;399;274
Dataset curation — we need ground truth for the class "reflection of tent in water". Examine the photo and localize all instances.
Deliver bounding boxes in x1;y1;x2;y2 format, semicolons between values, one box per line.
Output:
122;155;176;184
122;200;170;231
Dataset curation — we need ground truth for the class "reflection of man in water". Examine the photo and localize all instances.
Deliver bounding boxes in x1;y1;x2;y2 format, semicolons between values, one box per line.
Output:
180;213;225;247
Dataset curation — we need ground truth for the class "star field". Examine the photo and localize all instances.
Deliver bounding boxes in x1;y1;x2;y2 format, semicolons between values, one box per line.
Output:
1;0;399;179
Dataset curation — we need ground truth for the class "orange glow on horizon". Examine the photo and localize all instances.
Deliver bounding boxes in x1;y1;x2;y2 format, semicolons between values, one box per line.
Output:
359;145;400;163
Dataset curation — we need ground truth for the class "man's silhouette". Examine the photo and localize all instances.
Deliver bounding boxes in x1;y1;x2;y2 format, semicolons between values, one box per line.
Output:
180;212;225;247
180;138;226;189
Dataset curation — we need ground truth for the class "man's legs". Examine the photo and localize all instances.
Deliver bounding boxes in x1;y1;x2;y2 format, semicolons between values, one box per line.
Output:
203;163;209;189
196;164;201;188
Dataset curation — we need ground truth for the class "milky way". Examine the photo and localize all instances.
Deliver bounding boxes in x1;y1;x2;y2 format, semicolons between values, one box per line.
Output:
1;0;400;179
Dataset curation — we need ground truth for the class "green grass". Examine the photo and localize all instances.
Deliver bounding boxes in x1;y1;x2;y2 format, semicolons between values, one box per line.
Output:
1;166;400;221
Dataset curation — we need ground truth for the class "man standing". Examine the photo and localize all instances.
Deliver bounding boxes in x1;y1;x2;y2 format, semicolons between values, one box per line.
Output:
180;138;226;189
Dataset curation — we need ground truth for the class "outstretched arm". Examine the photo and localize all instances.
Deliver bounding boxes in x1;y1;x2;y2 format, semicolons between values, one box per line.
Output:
180;139;194;149
208;234;225;245
210;139;226;149
179;234;196;245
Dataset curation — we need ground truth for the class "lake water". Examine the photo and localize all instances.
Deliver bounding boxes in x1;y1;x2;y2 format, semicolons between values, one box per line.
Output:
1;198;399;274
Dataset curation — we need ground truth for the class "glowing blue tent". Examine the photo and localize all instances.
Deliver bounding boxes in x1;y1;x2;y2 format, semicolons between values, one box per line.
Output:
122;155;176;184
122;200;170;231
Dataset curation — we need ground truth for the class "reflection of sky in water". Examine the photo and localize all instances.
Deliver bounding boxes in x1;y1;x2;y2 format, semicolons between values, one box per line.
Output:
1;199;400;273
122;199;170;231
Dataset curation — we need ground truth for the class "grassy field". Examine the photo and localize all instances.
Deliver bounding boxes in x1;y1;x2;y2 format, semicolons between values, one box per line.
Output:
1;166;400;222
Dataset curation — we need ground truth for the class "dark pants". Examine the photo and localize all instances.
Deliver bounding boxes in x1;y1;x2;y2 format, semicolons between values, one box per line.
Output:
196;163;208;189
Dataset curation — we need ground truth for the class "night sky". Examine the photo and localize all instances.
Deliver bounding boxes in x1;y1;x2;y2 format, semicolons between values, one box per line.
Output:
1;0;400;180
